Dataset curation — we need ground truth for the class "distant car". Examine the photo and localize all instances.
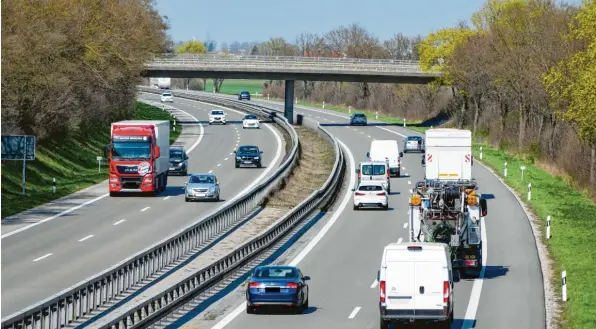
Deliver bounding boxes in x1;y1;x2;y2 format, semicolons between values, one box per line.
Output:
245;265;310;314
243;114;260;129
238;91;251;100
403;136;425;153
353;181;388;210
350;113;367;125
168;146;188;176
160;92;173;102
209;110;226;125
234;145;263;168
185;173;220;202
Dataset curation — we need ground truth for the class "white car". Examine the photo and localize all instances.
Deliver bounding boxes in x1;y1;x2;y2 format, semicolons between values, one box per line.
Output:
209;110;226;125
160;92;173;102
353;181;388;210
242;114;260;129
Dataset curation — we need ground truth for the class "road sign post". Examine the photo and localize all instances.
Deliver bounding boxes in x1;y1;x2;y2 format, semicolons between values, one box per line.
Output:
1;135;36;197
97;156;103;172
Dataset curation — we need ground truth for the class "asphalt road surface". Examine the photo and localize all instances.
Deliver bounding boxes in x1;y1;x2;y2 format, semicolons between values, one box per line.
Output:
1;94;285;315
178;91;544;329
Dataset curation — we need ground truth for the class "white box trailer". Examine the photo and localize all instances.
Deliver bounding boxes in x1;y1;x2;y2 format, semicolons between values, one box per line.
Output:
424;128;472;181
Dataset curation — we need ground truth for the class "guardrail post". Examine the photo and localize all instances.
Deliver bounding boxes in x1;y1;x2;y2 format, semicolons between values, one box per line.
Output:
284;80;295;124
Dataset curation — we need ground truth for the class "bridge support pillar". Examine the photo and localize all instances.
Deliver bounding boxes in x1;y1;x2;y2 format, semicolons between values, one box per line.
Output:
284;80;295;124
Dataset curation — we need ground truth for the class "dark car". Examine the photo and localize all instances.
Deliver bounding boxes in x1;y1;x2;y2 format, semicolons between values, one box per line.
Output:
245;265;310;314
350;113;367;125
234;145;263;168
238;91;251;100
403;136;425;153
168;147;188;175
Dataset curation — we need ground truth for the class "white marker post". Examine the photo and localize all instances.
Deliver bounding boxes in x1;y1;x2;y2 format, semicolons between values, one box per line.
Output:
322;101;325;109
504;161;508;177
52;178;56;194
295;97;297;104
375;111;379;120
546;215;551;239
267;94;270;100
561;271;567;302
96;156;102;173
173;120;176;132
348;106;352;114
520;165;526;181
527;183;532;201
480;147;483;160
403;118;406;127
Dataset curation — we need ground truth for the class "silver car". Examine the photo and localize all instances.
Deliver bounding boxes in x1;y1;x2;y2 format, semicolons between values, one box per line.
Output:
185;173;220;202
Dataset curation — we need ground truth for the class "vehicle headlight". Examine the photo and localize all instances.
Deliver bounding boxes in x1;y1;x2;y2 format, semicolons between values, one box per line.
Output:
209;187;215;192
236;156;241;160
186;186;193;193
254;156;260;159
177;162;184;167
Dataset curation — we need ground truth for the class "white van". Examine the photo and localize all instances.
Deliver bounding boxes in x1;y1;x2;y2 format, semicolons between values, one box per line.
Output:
423;128;473;181
367;140;403;177
357;160;390;193
378;242;454;329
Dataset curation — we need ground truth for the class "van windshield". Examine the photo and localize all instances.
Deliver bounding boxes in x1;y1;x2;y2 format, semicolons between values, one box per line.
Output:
361;164;386;175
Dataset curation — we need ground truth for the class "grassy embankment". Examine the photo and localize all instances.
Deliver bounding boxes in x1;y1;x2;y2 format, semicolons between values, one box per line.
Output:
1;102;182;218
282;100;595;329
203;79;264;95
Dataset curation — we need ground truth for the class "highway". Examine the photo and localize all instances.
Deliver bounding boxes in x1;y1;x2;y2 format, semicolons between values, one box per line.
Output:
0;94;285;315
176;91;545;329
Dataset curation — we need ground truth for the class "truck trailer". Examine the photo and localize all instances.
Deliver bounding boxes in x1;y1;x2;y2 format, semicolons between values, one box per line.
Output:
105;120;170;196
411;128;487;277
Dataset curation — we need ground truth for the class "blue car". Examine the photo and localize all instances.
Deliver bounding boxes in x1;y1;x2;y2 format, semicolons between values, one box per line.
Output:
350;113;367;125
245;265;310;314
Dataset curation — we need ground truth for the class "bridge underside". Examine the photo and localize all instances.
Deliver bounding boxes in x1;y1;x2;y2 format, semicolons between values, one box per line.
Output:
143;70;437;84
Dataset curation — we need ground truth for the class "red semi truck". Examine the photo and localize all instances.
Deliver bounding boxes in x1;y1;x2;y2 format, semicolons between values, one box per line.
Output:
104;120;170;196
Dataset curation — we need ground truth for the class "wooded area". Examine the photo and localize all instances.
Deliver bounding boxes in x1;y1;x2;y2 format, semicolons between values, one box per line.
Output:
260;0;596;196
1;0;169;141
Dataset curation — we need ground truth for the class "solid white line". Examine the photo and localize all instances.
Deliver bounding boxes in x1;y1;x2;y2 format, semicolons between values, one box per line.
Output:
33;253;53;262
403;223;408;228
397;237;403;243
370;280;379;288
217;163;221;167
461;217;488;329
113;219;126;226
211;139;355;329
348;307;362;319
163;196;171;200
78;234;94;242
140;207;150;212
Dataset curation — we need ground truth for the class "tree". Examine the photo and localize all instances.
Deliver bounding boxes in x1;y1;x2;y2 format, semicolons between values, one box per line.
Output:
220;42;229;53
383;33;422;60
251;45;258;55
545;0;596;188
176;40;207;54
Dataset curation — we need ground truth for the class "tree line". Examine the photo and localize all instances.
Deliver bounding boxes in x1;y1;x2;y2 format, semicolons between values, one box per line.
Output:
1;0;169;142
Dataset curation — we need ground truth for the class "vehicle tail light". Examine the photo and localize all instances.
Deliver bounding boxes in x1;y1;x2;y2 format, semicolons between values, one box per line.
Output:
482;209;487;216
286;282;299;289
407;246;422;251
386;168;390;178
377;192;386;196
355;192;365;196
443;281;450;303
249;282;260;288
380;280;386;303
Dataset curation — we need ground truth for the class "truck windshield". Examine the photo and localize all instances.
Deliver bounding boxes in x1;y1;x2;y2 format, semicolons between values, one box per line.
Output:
361;164;386;175
112;141;151;160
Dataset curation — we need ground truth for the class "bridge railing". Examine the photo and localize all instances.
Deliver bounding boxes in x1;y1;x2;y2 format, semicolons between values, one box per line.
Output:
159;53;421;65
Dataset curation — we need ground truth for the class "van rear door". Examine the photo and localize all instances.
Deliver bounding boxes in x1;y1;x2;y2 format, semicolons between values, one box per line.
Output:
384;249;416;311
414;260;446;311
360;163;388;183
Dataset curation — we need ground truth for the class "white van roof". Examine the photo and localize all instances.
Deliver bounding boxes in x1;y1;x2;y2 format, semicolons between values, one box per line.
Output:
425;128;471;139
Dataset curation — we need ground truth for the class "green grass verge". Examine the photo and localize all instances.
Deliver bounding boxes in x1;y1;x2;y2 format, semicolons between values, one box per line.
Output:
204;79;264;95
1;102;182;219
278;99;595;329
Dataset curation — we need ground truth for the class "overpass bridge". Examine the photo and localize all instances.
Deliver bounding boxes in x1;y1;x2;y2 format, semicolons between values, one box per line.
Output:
144;54;441;123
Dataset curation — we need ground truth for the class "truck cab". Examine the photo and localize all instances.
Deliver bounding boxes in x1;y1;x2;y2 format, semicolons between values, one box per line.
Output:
378;242;454;329
356;160;391;193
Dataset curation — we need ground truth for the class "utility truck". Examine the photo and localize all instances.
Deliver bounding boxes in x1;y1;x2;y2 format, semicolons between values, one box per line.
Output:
105;120;170;196
410;128;488;277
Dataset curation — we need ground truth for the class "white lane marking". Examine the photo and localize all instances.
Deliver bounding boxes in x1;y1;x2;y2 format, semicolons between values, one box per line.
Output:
461;217;488;329
140;207;150;212
163;196;171;200
33;253;53;262
208;170;213;173
211;139;355;329
78;234;94;242
224;158;229;161
348;307;361;319
403;223;408;228
406;173;409;177
360;131;364;134
230;152;234;155
408;181;412;185
113;219;126;226
370;280;379;288
217;164;222;167
2;97;205;239
397;237;403;243
403;167;406;170
368;135;372;138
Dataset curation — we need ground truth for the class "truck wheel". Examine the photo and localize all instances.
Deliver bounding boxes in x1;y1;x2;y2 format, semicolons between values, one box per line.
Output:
246;305;255;314
353;205;358;210
380;318;389;329
185;197;189;202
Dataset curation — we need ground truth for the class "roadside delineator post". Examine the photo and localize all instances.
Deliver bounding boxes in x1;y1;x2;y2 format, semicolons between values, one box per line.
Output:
527;183;532;201
348;106;352;114
97;156;102;173
52;178;56;194
520;165;526;181
267;94;270;100
295;97;297;104
322;102;325;109
480;147;483;160
546;216;551;239
561;271;567;302
504;161;508;177
403;118;406;127
375;111;379;119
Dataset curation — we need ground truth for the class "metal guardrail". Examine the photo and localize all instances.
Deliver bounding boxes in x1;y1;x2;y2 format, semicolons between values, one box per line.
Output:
93;95;346;329
159;53;421;65
1;90;301;329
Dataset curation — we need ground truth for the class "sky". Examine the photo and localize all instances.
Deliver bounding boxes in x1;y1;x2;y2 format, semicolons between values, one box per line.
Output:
154;0;583;46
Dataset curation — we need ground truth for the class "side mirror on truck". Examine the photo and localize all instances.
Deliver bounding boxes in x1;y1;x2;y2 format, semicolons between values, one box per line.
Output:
355;168;360;174
154;146;160;158
399;152;404;157
366;151;370;158
479;198;488;216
